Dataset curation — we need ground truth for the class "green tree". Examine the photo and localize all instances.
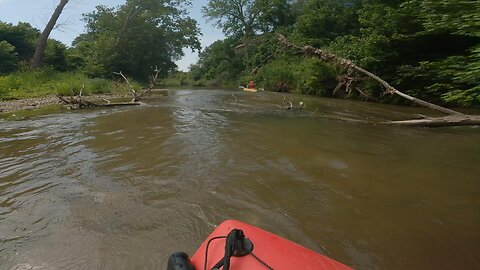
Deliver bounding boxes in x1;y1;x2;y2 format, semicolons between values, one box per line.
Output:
44;39;69;71
194;38;245;85
255;0;296;32
0;41;18;74
292;0;361;47
396;0;480;105
203;0;295;37
0;22;39;61
75;0;201;80
203;0;261;37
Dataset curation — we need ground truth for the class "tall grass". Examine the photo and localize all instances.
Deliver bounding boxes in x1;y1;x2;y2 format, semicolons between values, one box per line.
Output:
0;68;141;100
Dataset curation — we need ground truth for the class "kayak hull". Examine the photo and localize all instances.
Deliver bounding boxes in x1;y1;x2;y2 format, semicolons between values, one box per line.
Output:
191;220;352;270
243;87;257;92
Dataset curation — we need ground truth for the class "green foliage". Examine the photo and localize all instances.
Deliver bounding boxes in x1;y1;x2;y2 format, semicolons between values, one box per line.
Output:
0;41;18;74
44;40;68;71
256;0;296;32
383;0;480;106
196;0;480;106
255;57;336;95
159;71;193;87
0;20;79;74
203;0;295;36
75;0;201;81
292;0;361;47
295;58;337;95
191;38;245;86
0;22;39;61
328;34;393;72
0;68;134;100
409;0;480;37
255;57;298;92
397;44;480;106
202;0;260;36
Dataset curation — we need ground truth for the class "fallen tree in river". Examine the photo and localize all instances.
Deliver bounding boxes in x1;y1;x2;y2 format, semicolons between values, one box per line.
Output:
277;34;480;127
59;67;161;109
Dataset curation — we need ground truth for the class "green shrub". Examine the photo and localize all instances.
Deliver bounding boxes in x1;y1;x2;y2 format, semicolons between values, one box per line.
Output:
87;78;114;94
0;41;18;74
255;57;298;92
295;58;336;95
255;57;336;95
442;87;480;107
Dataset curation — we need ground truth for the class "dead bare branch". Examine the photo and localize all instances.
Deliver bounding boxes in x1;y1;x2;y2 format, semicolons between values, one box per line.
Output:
113;71;138;102
79;82;85;97
309;107;319;117
149;66;161;89
232;94;239;103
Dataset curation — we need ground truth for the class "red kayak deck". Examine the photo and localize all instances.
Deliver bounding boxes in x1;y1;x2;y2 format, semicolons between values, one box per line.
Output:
191;220;352;270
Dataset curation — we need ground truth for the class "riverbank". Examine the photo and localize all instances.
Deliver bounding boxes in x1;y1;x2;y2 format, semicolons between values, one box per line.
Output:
0;69;141;102
0;93;131;114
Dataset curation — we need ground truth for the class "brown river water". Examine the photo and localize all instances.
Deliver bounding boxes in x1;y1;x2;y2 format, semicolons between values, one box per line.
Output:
1;89;479;269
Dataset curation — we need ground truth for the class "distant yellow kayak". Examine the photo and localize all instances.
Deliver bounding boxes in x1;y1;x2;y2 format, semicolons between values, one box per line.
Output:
243;87;257;92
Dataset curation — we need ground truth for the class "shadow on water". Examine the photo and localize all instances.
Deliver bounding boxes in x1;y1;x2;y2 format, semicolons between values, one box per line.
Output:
1;89;479;269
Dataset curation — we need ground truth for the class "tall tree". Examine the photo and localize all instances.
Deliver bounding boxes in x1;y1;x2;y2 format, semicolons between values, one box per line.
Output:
203;0;262;37
32;0;69;68
0;22;39;61
203;0;295;37
75;0;200;80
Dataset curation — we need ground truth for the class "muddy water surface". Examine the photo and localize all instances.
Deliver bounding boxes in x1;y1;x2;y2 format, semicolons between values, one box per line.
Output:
1;90;479;269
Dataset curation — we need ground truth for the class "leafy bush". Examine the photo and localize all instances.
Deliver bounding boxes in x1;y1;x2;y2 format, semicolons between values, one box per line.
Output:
255;57;298;92
0;41;18;74
87;78;115;94
295;58;336;95
255;57;336;96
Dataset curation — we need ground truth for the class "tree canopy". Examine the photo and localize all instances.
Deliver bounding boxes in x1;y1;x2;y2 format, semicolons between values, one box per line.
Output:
0;0;200;81
74;0;201;80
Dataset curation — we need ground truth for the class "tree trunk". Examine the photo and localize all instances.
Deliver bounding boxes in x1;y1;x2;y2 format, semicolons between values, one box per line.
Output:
32;0;69;68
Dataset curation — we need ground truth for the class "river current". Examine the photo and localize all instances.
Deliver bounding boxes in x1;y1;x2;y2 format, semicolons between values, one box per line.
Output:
1;90;479;269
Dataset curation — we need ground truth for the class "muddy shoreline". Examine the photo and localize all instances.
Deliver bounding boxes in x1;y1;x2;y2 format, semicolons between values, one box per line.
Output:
0;94;129;113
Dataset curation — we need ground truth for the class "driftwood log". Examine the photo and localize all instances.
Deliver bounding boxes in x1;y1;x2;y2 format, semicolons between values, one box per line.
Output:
59;67;161;109
58;82;141;109
277;34;480;127
57;83;134;109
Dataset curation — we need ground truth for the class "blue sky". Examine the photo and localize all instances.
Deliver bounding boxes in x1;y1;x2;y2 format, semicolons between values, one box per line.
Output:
0;0;224;71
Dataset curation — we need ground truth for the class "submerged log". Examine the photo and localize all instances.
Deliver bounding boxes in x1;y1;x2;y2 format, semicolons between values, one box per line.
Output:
57;84;142;109
58;95;141;109
386;115;480;127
